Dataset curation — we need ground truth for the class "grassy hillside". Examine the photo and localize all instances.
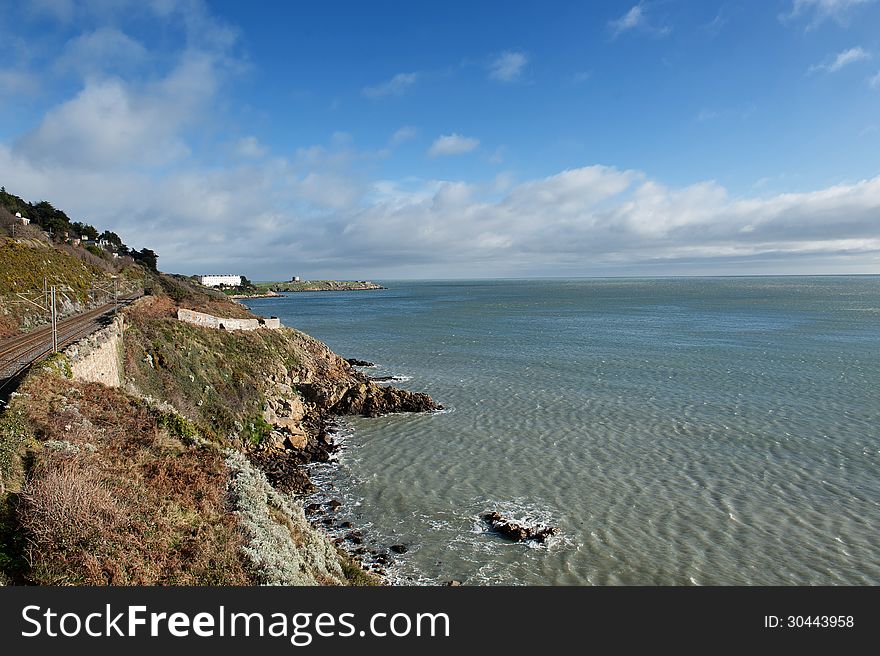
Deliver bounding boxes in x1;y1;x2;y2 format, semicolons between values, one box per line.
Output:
0;237;143;337
123;295;304;444
0;239;104;299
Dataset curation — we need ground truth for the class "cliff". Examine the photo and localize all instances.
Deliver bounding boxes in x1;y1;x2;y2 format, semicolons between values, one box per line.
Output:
0;275;438;586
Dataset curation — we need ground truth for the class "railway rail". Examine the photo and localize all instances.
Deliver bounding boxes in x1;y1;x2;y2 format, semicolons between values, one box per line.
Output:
0;294;140;398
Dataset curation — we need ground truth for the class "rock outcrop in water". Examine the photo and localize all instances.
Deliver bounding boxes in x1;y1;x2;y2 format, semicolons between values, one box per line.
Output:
332;382;439;418
481;512;558;543
345;358;375;367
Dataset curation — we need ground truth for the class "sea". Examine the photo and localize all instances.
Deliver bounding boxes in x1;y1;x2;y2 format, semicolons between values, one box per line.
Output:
243;277;880;585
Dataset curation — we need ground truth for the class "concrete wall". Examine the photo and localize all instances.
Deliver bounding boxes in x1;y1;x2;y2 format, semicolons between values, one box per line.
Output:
64;313;124;387
177;308;281;331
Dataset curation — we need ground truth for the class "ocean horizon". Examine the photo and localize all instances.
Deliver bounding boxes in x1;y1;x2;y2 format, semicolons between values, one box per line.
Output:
244;276;880;585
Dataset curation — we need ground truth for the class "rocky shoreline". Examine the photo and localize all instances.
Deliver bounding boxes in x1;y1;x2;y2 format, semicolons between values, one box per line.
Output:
247;353;440;583
228;291;281;299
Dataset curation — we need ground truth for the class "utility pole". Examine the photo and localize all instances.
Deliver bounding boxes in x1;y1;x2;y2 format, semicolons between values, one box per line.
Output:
50;285;58;353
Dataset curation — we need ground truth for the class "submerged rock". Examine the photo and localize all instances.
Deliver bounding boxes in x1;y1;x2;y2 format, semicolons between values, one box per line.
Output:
390;544;408;554
346;358;375;367
481;511;557;544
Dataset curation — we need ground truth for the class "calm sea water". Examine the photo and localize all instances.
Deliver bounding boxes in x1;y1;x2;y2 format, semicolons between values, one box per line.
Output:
244;278;880;585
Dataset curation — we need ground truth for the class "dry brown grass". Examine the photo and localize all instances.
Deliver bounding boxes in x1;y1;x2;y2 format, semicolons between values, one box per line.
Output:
21;457;124;561
11;372;252;585
125;295;178;321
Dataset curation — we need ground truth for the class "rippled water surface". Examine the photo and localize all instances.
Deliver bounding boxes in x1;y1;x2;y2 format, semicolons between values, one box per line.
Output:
245;278;880;585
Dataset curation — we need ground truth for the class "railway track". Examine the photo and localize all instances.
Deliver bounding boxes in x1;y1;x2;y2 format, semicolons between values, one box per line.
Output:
0;294;141;397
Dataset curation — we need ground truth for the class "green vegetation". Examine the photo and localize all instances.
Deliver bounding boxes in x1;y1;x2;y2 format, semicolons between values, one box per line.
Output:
157;410;200;445
124;308;302;445
40;352;73;379
0;239;102;301
0;491;28;585
0;184;155;338
0;237;143;337
339;551;381;586
243;414;273;446
213;275;260;296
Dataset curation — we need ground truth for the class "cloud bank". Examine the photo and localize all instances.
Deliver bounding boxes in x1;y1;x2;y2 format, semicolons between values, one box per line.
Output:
0;0;877;279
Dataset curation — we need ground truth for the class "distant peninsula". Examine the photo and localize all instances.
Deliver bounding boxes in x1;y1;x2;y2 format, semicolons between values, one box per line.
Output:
256;280;386;294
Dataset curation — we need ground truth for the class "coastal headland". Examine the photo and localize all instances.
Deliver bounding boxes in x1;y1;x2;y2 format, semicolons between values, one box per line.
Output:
0;233;438;586
259;280;385;293
224;280;385;299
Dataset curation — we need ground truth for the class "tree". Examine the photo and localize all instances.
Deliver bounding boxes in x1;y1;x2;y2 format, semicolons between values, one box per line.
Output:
99;230;123;247
133;248;158;271
29;201;73;235
71;221;99;240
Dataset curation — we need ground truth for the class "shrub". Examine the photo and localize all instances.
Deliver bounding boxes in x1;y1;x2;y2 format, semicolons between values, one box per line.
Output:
244;414;272;446
225;450;354;585
20;459;123;556
157;410;200;445
40;353;72;379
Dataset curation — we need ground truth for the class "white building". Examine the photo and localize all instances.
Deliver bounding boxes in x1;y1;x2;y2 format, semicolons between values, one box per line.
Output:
198;274;242;287
14;212;30;225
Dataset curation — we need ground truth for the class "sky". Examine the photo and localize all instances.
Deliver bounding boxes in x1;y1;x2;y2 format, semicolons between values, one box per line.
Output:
0;0;879;279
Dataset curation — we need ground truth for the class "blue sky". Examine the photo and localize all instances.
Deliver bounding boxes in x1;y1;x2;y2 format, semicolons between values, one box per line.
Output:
1;0;879;278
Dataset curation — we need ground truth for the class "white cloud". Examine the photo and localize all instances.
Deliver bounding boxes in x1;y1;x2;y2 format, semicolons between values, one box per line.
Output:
0;70;39;96
782;0;876;27
3;130;880;277
427;133;480;157
610;4;646;34
489;51;528;82
609;3;671;38
235;136;267;158
390;126;417;146
362;72;419;98
57;27;148;76
809;46;871;74
869;70;880;87
15;48;224;169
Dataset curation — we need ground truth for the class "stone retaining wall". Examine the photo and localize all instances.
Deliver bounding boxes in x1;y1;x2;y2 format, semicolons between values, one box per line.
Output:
177;308;281;331
64;313;124;387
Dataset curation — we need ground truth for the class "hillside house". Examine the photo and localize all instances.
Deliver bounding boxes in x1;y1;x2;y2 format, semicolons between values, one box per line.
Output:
198;274;242;287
